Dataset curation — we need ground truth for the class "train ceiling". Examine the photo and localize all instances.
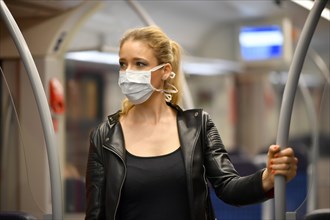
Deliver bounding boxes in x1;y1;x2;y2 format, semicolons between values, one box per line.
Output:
4;0;330;62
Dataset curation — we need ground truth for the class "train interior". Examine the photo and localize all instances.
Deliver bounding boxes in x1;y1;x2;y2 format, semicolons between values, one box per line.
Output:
0;0;329;219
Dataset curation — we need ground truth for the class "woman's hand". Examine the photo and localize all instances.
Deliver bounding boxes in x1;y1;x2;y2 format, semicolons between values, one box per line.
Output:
262;145;298;192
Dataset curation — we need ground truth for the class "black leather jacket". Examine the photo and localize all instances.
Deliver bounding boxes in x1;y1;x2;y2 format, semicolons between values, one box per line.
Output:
85;104;269;220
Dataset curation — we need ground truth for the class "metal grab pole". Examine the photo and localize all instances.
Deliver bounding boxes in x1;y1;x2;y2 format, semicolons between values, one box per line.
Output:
126;0;156;26
0;1;63;219
299;77;319;213
275;0;327;219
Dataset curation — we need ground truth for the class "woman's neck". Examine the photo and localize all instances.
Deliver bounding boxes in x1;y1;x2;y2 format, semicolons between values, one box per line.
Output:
128;96;173;125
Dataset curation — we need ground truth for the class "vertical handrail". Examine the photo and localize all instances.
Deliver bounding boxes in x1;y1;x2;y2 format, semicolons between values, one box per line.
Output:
299;76;319;213
275;0;327;219
0;1;63;219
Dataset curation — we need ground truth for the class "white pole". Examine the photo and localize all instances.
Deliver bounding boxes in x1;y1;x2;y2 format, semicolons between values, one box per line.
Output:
0;1;63;219
275;0;326;219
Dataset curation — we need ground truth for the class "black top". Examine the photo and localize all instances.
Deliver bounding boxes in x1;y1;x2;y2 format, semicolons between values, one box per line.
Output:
118;147;190;220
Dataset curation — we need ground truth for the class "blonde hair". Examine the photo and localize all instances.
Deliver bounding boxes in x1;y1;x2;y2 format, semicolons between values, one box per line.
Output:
119;26;183;115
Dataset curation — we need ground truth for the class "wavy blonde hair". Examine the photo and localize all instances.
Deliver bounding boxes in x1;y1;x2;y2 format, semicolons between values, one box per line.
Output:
119;26;183;115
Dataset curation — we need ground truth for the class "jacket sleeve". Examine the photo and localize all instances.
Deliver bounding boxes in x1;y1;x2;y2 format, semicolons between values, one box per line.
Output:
203;112;269;206
85;127;106;220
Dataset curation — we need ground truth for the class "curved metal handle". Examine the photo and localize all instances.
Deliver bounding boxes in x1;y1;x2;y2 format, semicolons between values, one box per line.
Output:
0;1;63;219
275;0;327;219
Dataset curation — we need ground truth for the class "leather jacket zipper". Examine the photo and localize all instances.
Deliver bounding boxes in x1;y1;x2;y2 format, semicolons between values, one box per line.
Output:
102;144;127;219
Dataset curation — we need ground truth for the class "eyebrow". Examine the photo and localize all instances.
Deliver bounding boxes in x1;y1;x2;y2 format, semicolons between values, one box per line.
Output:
119;57;149;62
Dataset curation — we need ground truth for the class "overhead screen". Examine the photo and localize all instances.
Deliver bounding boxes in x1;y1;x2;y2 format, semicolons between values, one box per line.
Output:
237;18;293;69
239;25;283;61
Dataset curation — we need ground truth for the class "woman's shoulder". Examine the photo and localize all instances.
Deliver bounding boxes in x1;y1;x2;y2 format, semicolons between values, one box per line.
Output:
107;110;121;125
169;103;212;124
90;110;121;142
168;102;206;115
174;104;210;119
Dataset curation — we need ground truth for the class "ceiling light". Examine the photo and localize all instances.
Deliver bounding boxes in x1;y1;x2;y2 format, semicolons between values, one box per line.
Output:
65;51;242;76
65;51;119;65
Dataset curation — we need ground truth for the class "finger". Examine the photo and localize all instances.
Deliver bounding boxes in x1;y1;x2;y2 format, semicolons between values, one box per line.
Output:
268;145;281;159
274;164;298;181
275;147;295;157
271;162;291;171
271;152;298;168
272;159;298;174
270;154;298;175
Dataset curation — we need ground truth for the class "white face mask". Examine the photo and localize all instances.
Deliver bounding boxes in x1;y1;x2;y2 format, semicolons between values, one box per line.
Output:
118;64;178;104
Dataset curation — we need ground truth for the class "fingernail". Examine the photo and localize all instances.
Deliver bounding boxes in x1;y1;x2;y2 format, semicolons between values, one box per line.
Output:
272;170;275;174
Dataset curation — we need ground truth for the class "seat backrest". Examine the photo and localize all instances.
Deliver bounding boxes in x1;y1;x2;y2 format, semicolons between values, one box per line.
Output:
304;209;330;220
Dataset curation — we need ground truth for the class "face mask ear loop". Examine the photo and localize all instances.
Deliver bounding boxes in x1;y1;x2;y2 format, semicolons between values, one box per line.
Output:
153;82;178;94
163;82;178;102
164;82;178;94
164;93;172;102
152;68;177;102
152;87;172;102
150;63;166;72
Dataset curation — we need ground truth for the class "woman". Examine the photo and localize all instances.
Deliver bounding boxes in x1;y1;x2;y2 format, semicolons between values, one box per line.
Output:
85;26;298;220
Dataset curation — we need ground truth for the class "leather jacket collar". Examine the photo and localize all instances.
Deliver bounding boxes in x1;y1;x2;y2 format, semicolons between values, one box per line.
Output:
104;102;202;164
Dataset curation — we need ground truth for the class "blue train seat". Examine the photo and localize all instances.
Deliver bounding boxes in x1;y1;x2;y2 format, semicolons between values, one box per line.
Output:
0;211;37;220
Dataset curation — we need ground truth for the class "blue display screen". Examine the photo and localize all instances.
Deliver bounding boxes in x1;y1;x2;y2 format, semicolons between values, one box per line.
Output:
239;25;284;61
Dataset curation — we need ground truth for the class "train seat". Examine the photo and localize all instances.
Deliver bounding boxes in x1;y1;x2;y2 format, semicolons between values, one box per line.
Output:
304;209;330;220
0;211;37;220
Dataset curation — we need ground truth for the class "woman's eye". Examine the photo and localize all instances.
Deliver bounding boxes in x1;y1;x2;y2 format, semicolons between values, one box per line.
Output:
136;62;147;68
119;62;126;69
